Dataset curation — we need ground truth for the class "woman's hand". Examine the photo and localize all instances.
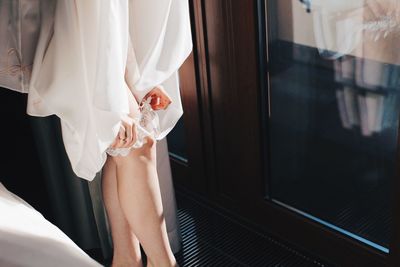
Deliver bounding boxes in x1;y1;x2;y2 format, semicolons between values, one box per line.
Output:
109;84;171;150
141;85;172;110
109;114;138;149
110;85;141;149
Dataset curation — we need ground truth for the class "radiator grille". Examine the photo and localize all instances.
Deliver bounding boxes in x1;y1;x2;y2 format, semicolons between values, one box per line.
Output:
175;192;332;267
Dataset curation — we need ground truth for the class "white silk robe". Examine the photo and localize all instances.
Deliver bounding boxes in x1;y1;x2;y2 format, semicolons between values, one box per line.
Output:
0;0;192;181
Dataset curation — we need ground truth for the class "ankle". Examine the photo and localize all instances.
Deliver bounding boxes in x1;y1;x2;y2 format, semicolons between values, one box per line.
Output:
147;257;177;267
112;258;143;267
112;253;142;267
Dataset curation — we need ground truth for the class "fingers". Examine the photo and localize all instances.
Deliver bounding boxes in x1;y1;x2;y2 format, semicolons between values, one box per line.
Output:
126;123;138;147
153;95;172;110
120;119;134;148
118;125;126;140
110;116;139;150
111;125;127;149
109;124;124;149
152;95;161;106
149;95;161;109
142;85;172;110
111;123;129;149
123;121;132;148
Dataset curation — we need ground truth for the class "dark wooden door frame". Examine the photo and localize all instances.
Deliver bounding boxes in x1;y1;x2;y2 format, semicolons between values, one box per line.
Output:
171;0;216;196
171;51;208;194
172;0;400;266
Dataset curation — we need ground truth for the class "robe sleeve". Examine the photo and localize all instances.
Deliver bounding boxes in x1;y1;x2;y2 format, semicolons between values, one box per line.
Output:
124;35;142;102
27;0;131;181
127;0;193;140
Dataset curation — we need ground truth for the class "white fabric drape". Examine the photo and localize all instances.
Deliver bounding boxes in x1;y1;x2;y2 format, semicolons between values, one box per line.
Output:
3;0;192;181
0;182;102;267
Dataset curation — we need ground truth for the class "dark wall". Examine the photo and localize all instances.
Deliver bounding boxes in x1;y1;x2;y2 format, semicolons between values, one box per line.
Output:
0;88;54;221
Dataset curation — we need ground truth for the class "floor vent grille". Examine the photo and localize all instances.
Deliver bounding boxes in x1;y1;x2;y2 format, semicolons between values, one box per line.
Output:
175;192;332;267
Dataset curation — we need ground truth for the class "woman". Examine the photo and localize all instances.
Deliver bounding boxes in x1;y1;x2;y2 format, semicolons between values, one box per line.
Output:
102;73;178;266
0;0;192;266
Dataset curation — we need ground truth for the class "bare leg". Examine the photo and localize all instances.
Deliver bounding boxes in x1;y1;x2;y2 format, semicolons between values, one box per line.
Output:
102;156;143;267
112;137;177;267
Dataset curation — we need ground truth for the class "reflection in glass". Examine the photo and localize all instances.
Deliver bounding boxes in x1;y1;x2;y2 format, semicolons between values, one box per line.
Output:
266;0;400;251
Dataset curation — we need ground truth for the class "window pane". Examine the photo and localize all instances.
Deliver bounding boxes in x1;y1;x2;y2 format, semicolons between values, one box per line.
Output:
266;0;400;251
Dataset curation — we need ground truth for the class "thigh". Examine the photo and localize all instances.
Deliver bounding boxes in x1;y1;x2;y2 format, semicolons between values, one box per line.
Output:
112;136;157;166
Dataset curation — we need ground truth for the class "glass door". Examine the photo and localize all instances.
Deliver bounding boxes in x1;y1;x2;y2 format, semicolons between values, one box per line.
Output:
266;0;400;253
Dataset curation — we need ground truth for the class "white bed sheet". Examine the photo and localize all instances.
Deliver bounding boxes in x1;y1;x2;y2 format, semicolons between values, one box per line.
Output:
0;182;102;267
